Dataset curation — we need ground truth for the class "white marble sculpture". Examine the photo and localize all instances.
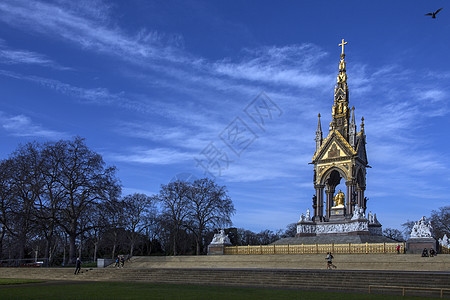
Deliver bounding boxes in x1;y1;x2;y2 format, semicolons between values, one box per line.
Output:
299;208;312;223
210;229;231;245
299;213;305;222
372;213;380;225
368;211;373;223
306;208;311;221
297;221;369;235
438;234;449;248
367;211;380;224
410;216;433;238
351;204;365;220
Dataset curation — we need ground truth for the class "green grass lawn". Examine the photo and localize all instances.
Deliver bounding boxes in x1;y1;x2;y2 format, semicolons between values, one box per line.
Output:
0;279;44;285
0;281;437;300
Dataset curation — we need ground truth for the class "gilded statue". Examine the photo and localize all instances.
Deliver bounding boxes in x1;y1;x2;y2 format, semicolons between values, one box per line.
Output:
333;190;345;207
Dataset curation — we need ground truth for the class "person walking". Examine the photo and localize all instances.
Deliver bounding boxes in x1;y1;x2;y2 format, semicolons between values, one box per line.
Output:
115;256;120;268
120;255;125;268
74;258;82;275
326;252;337;269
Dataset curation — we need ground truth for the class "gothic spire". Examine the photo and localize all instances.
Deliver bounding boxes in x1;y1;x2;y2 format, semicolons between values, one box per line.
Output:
332;39;350;140
317;113;322;132
315;113;323;152
351;106;356;124
349;106;357;148
360;116;365;139
361;116;365;130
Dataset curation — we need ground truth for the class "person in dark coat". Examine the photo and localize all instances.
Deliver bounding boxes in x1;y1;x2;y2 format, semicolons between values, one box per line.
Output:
421;248;429;257
429;248;436;257
74;258;82;275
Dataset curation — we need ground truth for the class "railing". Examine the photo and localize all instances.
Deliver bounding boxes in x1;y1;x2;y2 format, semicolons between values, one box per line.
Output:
440;245;450;254
369;285;450;298
224;242;406;255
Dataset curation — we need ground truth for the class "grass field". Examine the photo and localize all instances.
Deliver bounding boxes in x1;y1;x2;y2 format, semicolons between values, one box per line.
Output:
0;281;436;300
0;279;44;285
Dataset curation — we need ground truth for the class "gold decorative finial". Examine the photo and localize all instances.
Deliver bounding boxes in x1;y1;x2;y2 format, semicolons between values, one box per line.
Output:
318;113;321;118
339;39;347;55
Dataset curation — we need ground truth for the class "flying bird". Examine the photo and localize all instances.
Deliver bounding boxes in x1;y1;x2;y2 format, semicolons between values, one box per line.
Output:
425;8;443;18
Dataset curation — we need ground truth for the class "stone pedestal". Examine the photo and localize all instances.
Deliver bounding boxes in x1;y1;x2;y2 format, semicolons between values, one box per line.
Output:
368;223;382;236
406;238;437;254
207;244;227;255
330;206;345;220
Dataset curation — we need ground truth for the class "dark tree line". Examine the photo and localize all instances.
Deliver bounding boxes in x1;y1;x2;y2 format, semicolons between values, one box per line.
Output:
0;138;120;264
158;179;235;255
225;223;296;246
2;136;373;265
0;137;238;264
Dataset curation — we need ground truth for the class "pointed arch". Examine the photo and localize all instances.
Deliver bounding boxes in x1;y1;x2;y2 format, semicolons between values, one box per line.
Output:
320;166;348;186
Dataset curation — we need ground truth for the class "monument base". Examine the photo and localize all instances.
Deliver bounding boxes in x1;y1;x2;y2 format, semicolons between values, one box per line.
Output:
274;234;401;245
296;218;381;237
406;238;437;254
330;206;345;220
208;243;232;255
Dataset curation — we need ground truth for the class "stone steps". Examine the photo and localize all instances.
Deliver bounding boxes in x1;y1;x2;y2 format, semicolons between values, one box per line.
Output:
1;254;449;297
124;254;450;271
1;267;449;297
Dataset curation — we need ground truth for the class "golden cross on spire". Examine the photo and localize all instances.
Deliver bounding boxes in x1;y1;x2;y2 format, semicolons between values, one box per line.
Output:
339;39;348;55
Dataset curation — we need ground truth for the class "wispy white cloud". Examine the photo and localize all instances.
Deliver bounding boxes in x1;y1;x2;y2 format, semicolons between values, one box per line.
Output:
0;1;334;96
0;112;67;138
0;0;189;65
0;39;68;69
213;44;332;89
418;89;446;103
0;69;153;112
115;122;218;151
108;147;193;165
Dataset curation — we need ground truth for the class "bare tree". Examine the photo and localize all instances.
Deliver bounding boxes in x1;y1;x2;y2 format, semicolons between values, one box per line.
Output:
430;206;450;239
52;137;121;263
157;181;191;256
5;143;43;259
0;159;15;259
256;229;280;245
282;223;297;238
33;142;67;264
186;179;235;255
383;228;404;241
236;228;258;246
101;199;127;259
123;193;156;257
401;220;415;240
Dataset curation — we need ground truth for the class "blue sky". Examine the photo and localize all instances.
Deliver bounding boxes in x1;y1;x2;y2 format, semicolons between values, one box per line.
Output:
0;0;449;232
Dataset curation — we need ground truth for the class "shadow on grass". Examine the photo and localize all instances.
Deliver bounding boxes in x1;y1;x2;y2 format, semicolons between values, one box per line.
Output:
0;279;45;285
0;281;436;299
